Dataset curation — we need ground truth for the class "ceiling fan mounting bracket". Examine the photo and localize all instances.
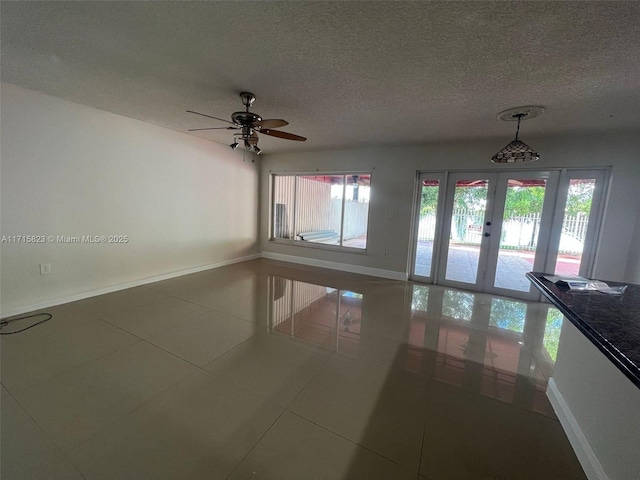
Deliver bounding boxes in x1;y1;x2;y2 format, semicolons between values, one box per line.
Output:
240;91;256;109
497;106;545;122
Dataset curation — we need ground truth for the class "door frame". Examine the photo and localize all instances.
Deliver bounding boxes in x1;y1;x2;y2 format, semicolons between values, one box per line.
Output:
409;168;608;301
544;168;610;278
409;172;447;283
482;170;558;300
435;171;499;293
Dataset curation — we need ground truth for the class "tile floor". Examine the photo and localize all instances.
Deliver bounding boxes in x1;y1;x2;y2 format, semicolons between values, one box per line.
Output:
1;259;587;479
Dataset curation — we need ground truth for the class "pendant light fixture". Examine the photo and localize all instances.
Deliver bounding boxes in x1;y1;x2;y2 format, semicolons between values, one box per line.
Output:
491;106;545;163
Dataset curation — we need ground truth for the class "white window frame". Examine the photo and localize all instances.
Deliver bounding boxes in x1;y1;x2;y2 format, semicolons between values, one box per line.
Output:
270;171;372;253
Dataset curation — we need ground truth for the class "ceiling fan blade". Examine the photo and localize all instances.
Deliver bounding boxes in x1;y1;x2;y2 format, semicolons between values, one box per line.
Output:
188;126;237;131
260;129;307;141
255;119;289;128
186;110;235;125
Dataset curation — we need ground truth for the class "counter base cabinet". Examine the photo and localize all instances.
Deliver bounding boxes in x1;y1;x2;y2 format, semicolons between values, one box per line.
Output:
549;321;640;480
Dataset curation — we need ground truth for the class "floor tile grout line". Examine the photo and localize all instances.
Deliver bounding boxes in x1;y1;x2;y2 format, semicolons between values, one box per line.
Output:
96;315;148;342
285;410;420;475
3;322;144;397
73;292;173;318
137;333;230;373
6;391;86;474
96;302;262;371
160;289;229;310
4;381;89;480
63;366;208;463
106;300;258;339
223;407;289;480
9;338;207;459
280;348;334;411
160;285;261;313
199;330;267;372
198;333;335;411
138;316;268;373
416;400;428;480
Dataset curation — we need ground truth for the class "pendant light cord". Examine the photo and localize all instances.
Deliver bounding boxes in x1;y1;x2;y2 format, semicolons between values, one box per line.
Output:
514;114;523;141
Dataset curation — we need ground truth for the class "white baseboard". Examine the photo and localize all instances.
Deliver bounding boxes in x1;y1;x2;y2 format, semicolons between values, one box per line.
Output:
261;251;408;281
1;254;261;318
546;378;608;480
2;252;406;318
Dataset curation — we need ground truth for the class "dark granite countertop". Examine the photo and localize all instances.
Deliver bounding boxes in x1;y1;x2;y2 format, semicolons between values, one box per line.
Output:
527;272;640;389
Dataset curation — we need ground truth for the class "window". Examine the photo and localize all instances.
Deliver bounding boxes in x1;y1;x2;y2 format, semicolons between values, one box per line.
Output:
272;173;371;250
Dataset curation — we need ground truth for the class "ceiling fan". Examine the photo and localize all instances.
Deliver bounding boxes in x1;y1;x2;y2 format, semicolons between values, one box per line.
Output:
187;92;306;154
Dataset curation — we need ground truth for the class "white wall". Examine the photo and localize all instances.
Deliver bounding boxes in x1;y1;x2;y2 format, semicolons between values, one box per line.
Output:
623;207;640;283
1;84;259;315
549;320;640;479
260;133;640;283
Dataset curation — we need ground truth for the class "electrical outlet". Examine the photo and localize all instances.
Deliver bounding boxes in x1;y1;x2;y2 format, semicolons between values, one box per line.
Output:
40;263;52;275
388;210;394;218
383;251;388;257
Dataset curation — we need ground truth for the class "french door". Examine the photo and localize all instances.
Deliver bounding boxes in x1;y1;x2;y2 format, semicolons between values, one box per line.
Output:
440;171;557;299
412;170;561;300
411;168;608;299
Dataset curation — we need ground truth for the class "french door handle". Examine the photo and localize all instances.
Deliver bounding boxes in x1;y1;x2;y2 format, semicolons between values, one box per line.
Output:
484;232;491;237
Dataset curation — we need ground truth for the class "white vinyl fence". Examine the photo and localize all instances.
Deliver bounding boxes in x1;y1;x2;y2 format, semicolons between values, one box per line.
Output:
416;209;589;254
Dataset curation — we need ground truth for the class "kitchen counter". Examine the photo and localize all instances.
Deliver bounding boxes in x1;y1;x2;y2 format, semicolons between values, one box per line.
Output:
527;272;640;389
527;272;640;479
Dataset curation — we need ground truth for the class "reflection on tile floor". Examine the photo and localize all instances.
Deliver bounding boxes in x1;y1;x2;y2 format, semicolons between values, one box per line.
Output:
1;259;586;479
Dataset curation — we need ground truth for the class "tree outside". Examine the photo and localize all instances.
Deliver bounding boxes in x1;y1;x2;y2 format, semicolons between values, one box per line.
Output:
419;180;593;219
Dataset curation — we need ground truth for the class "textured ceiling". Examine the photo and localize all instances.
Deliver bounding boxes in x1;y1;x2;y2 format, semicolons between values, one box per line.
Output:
2;1;640;153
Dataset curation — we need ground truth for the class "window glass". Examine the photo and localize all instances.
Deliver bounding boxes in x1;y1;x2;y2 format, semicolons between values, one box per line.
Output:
272;173;370;249
296;175;343;246
554;179;597;276
273;176;295;239
343;174;370;249
414;179;440;277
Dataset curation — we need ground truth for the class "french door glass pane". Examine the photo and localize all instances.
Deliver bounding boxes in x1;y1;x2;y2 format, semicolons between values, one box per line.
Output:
554;179;596;275
414;179;440;277
494;179;546;292
444;180;488;284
